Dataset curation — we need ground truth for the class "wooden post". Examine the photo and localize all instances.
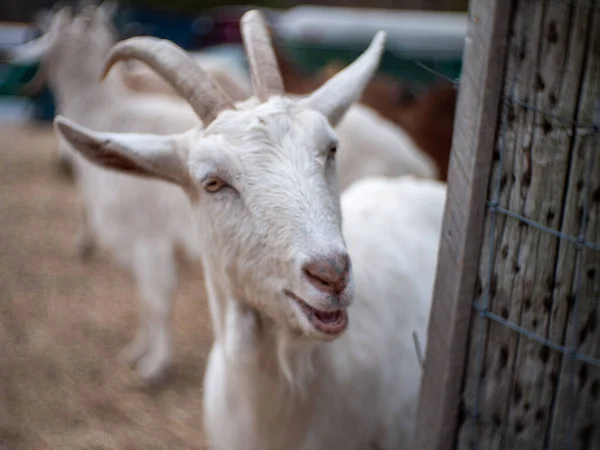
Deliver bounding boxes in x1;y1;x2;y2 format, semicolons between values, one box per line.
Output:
412;0;513;449
455;1;600;449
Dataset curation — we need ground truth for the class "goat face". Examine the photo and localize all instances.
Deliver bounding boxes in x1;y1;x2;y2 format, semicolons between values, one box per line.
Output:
54;96;353;340
190;98;353;339
53;10;386;341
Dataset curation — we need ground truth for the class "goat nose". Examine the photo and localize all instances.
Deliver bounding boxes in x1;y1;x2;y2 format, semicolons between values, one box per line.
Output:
302;253;351;293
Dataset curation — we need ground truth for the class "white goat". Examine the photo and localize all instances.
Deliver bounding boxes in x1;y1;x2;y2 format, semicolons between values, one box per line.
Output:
5;2;437;385
54;10;446;449
5;3;203;380
23;2;251;173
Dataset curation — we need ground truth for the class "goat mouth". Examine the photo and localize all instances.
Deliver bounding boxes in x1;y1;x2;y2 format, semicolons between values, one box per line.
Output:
284;290;348;336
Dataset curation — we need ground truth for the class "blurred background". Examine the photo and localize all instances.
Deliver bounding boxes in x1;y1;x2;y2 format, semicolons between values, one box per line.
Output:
1;0;467;125
2;0;469;22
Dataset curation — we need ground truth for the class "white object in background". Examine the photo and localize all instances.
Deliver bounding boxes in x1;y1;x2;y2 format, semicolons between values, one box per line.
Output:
275;6;467;56
0;98;33;124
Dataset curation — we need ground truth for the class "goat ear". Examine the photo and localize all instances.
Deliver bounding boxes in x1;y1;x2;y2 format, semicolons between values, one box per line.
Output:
54;115;196;192
300;31;386;127
1;33;54;64
3;7;72;64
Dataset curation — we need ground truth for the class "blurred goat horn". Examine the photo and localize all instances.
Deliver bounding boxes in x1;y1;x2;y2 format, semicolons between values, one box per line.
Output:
240;10;284;102
101;37;234;125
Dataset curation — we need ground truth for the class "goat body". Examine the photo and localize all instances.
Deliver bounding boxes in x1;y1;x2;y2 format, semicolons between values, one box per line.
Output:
335;103;438;188
63;89;201;381
203;175;445;450
16;4;203;380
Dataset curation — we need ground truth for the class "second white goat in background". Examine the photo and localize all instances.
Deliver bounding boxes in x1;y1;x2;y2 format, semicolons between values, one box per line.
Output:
4;3;202;380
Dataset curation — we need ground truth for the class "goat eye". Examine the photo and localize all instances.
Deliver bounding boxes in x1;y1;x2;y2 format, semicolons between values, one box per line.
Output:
204;178;226;193
328;145;337;159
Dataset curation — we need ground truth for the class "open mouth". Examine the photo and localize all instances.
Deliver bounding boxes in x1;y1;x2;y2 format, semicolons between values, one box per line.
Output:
284;290;348;336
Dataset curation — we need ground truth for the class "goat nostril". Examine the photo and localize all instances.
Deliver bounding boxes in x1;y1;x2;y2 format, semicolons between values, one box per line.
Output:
302;253;350;293
303;267;332;287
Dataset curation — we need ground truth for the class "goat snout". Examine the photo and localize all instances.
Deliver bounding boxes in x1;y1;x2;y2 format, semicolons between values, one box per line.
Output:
302;253;351;294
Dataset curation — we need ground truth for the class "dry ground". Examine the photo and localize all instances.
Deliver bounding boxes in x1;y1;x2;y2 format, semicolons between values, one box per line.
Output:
0;124;213;450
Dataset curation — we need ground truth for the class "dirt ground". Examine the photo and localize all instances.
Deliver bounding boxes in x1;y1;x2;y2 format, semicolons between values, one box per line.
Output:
0;124;213;450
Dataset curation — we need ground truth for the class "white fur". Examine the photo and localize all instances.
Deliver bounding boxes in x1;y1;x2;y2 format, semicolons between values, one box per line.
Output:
202;175;445;450
16;5;203;380
54;30;448;445
334;104;438;189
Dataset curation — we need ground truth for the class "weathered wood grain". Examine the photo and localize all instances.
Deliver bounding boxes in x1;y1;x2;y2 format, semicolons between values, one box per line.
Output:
501;3;593;449
546;4;600;447
455;1;600;449
456;1;547;447
456;1;549;447
411;1;513;449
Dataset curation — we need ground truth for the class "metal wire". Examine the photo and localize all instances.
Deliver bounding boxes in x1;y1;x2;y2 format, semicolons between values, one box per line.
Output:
487;204;600;252
470;307;600;369
413;61;460;86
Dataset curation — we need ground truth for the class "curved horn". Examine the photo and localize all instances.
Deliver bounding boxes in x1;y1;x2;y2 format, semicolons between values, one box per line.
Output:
240;10;284;102
101;36;234;124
